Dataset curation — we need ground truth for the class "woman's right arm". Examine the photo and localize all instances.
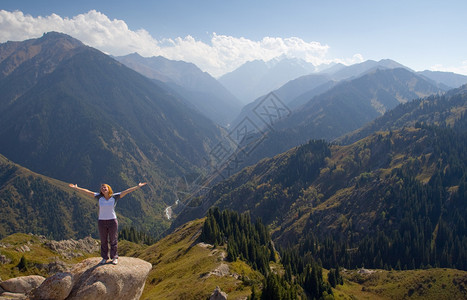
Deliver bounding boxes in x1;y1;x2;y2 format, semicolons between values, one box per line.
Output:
69;184;96;197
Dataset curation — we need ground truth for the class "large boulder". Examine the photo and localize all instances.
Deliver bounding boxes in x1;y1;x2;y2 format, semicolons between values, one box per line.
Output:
0;275;45;294
29;257;152;300
29;272;73;300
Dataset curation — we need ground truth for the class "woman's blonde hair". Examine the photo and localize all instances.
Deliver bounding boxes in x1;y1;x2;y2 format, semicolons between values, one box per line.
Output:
100;184;113;197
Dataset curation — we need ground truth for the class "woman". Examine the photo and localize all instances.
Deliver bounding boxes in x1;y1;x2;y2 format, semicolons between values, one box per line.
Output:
69;182;147;265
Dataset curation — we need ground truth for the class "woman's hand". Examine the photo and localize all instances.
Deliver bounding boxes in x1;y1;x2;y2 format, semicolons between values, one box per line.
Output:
120;182;147;198
68;184;95;197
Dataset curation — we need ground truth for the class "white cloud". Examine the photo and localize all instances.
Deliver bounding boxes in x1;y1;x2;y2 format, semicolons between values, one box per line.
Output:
430;61;467;76
157;34;333;76
0;9;360;77
0;10;160;56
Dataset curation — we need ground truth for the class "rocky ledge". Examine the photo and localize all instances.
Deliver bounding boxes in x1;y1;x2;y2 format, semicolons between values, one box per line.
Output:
0;257;152;300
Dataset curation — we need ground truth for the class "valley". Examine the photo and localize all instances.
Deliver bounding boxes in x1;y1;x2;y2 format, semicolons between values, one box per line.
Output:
1;32;467;299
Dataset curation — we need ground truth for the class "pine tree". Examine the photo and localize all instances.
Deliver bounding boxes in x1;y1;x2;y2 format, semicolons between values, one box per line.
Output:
327;268;336;288
17;255;28;271
249;285;258;300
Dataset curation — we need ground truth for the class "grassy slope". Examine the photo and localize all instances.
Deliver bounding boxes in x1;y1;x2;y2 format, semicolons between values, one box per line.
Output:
335;268;467;300
135;218;262;300
1;222;467;299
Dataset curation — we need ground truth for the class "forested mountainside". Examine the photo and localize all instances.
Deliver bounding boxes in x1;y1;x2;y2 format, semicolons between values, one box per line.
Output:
173;85;467;272
0;154;97;239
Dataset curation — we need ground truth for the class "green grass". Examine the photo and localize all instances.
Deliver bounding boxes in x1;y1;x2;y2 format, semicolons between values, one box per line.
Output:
335;268;467;300
138;218;262;300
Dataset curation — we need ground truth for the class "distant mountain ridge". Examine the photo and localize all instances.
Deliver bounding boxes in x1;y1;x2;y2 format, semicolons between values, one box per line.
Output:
418;70;467;89
224;58;466;127
229;59;421;130
218;57;315;104
232;67;444;169
326;58;412;81
115;53;242;125
339;83;467;144
229;73;335;130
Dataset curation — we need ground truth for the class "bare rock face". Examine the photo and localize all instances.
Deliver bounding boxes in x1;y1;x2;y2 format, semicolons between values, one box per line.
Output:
29;257;152;300
43;236;99;259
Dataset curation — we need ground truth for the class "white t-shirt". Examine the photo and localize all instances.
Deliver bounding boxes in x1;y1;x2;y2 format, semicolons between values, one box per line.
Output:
95;193;121;220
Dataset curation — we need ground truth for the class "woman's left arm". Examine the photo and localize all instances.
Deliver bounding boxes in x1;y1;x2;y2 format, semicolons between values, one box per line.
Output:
120;182;147;198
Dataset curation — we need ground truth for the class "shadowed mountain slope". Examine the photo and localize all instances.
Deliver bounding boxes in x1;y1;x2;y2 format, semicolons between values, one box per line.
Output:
116;53;242;126
234;67;444;169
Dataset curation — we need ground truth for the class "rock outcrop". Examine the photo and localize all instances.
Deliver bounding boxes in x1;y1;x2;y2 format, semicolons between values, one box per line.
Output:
209;286;228;300
43;236;99;259
0;254;12;264
25;257;152;300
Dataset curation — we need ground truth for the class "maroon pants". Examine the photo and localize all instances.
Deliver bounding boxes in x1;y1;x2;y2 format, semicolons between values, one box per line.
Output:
98;219;118;260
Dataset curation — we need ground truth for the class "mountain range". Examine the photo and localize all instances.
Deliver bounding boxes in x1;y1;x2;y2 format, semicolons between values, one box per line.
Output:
173;84;467;271
228;67;445;170
2;32;467;239
229;58;467;131
2;32;467;298
0;32;225;236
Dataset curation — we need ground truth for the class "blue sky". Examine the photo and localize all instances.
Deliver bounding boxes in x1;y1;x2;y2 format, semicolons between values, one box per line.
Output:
1;0;466;76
